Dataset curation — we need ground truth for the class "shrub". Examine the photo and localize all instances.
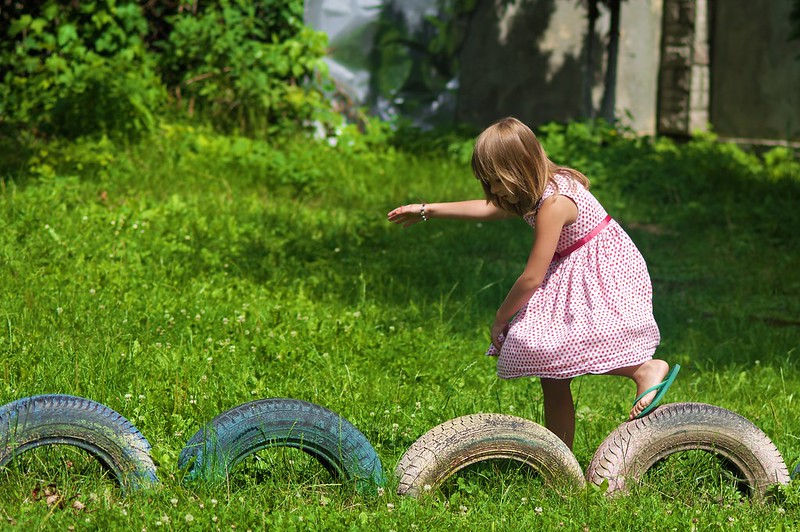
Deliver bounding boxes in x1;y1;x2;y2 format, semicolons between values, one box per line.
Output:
156;0;330;134
0;1;165;140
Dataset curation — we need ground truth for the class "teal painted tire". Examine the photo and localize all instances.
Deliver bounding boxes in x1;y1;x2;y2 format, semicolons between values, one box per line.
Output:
586;402;790;499
178;398;385;494
0;395;159;492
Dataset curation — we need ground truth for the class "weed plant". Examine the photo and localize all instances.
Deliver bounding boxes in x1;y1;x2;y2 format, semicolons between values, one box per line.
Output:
0;122;798;529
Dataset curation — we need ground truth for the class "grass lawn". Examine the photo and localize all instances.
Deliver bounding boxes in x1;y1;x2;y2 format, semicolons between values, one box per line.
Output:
0;125;798;530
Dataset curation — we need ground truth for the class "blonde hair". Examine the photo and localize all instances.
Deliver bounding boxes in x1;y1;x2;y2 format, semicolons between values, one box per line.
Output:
471;117;590;216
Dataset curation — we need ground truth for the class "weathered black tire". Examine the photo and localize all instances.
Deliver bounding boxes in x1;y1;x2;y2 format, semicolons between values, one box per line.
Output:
586;402;790;499
0;395;159;492
178;398;385;494
395;413;585;497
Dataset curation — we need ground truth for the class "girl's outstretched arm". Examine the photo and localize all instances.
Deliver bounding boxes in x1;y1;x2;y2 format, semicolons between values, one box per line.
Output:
490;195;578;350
387;200;514;227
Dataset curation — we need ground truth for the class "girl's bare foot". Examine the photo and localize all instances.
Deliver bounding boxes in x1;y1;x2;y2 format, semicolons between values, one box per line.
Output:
629;360;669;420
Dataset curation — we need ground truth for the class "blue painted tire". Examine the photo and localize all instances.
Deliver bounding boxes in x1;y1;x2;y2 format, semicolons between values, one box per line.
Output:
0;395;159;492
178;398;385;494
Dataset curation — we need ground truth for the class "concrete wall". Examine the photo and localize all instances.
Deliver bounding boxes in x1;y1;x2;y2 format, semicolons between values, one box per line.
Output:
617;0;663;134
307;0;800;142
455;0;662;135
455;0;586;129
710;0;800;142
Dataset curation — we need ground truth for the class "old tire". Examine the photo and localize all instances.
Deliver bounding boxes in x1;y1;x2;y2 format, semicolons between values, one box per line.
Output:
178;398;385;494
586;402;790;499
395;413;585;497
0;395;159;492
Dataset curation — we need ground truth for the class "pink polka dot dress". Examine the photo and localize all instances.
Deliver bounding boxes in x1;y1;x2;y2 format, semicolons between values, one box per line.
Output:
486;173;660;379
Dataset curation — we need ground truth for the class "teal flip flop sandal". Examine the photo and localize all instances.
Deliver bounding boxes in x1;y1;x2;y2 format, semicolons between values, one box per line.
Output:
632;364;681;419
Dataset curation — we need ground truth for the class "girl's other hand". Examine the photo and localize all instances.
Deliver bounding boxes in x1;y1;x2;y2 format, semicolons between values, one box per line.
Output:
387;204;425;227
491;321;509;351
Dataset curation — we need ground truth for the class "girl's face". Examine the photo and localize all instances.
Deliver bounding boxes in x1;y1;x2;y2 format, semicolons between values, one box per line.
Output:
487;177;519;204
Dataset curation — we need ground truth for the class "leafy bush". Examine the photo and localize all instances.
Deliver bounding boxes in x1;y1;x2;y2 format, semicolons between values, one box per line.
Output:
157;0;330;134
0;1;165;140
0;1;334;139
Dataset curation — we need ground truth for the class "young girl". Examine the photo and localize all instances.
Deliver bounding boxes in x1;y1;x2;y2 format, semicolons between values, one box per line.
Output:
387;117;679;450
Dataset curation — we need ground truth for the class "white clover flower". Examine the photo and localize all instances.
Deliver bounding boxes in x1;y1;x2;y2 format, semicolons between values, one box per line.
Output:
185;514;194;523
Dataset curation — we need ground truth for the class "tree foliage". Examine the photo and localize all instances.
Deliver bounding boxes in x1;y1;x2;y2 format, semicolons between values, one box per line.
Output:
0;0;330;139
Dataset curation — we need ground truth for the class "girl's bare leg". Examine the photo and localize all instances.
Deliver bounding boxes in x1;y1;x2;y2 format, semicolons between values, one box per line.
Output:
540;377;575;450
603;359;669;419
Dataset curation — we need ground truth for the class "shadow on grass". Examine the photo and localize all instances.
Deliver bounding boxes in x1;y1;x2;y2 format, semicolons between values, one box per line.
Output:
228;136;800;370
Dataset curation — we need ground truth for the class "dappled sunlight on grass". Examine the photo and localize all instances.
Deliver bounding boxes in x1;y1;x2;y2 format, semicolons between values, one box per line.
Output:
0;125;798;528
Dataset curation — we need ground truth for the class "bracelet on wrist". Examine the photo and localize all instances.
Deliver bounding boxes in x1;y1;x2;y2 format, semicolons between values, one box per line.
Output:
420;204;428;221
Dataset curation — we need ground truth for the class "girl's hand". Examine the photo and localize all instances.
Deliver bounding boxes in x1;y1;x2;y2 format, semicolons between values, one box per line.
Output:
491;321;509;352
387;204;426;227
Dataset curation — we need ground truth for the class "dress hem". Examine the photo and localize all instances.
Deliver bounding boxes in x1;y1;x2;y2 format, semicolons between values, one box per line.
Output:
494;345;658;380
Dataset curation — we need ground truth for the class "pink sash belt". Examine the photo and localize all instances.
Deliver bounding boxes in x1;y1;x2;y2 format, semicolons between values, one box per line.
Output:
552;214;613;261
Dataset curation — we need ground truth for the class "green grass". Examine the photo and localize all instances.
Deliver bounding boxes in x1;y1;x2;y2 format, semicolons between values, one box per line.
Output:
0;125;798;530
